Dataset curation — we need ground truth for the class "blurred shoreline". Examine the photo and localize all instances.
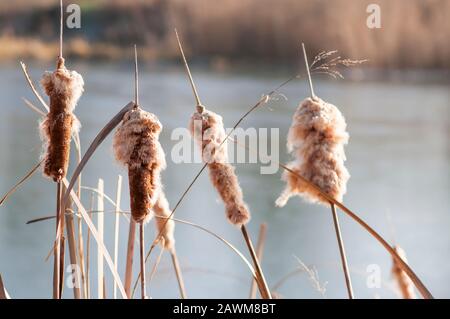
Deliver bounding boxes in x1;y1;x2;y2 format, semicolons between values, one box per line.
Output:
0;0;449;69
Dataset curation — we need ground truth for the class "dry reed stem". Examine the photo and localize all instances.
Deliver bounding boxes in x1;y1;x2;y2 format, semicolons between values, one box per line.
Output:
249;223;267;299
62;178;128;298
124;220;136;298
152;191;186;298
0;160;43;206
86;192;94;299
0;275;7;299
65;191;82;299
97;178;105;299
20;61;49;112
53;182;62;299
170;249;187;299
331;203;354;298
113;175;123;299
392;245;417;299
139;223;146;299
279;163;433;299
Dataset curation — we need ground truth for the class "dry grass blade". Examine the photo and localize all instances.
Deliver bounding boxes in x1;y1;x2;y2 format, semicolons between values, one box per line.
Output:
0;160;43;206
97;178;105;299
278;163;433;299
61;101;135;217
132;215;258;298
249;223;267;299
22;97;46;116
19;61;49;111
113;175;122;299
0;274;7;299
61;178;127;298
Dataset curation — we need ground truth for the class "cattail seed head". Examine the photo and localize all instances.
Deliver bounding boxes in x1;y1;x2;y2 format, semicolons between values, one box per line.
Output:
392;245;416;299
153;191;175;251
40;57;84;181
276;97;349;206
189;109;251;226
113;107;166;223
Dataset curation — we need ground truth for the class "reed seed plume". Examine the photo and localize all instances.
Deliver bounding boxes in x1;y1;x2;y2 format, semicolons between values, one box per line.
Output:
310;50;368;79
276;97;350;206
189;109;251;226
113;107;166;223
153;191;176;251
392;245;417;299
39;57;84;181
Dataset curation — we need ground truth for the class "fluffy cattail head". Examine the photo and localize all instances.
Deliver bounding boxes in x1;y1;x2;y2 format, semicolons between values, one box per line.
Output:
189;108;250;226
189;109;228;164
113;107;166;223
153;192;175;251
276;97;349;206
39;58;84;181
392;245;416;299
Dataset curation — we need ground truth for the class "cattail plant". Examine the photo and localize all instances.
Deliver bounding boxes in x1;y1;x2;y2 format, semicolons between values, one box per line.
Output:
392;245;416;299
37;0;84;299
276;44;365;299
113;46;187;299
175;29;271;299
113;49;166;299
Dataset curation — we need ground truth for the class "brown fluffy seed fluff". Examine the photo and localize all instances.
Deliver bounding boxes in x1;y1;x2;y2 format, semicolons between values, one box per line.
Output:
392;245;416;299
276;97;349;206
113;107;166;223
189;109;250;226
40;58;84;181
153;191;175;251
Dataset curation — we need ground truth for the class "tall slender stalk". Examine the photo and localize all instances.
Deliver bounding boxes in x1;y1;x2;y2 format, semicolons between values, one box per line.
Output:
113;175;122;299
65;187;82;299
170;249;187;299
97;179;105;299
139;223;146;299
53;182;62;299
301;43;354;299
249;223;267;299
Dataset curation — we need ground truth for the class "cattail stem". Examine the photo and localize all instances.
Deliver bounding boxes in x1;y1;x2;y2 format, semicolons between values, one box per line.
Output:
175;29;203;112
249;223;267;299
53;181;62;299
302;43;354;299
124;220;136;298
331;203;354;299
241;225;271;299
139;223;146;299
65;193;81;299
59;0;63;59
134;45;139;107
302;43;315;98
170;249;187;299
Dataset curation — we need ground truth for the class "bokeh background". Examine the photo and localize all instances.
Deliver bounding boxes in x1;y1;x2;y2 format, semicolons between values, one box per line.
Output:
0;0;449;299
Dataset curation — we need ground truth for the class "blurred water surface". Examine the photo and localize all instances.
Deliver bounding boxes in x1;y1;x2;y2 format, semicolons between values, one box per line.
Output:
0;62;449;298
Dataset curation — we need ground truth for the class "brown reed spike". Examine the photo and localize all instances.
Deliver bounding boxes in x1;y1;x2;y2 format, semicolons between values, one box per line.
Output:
277;43;354;298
